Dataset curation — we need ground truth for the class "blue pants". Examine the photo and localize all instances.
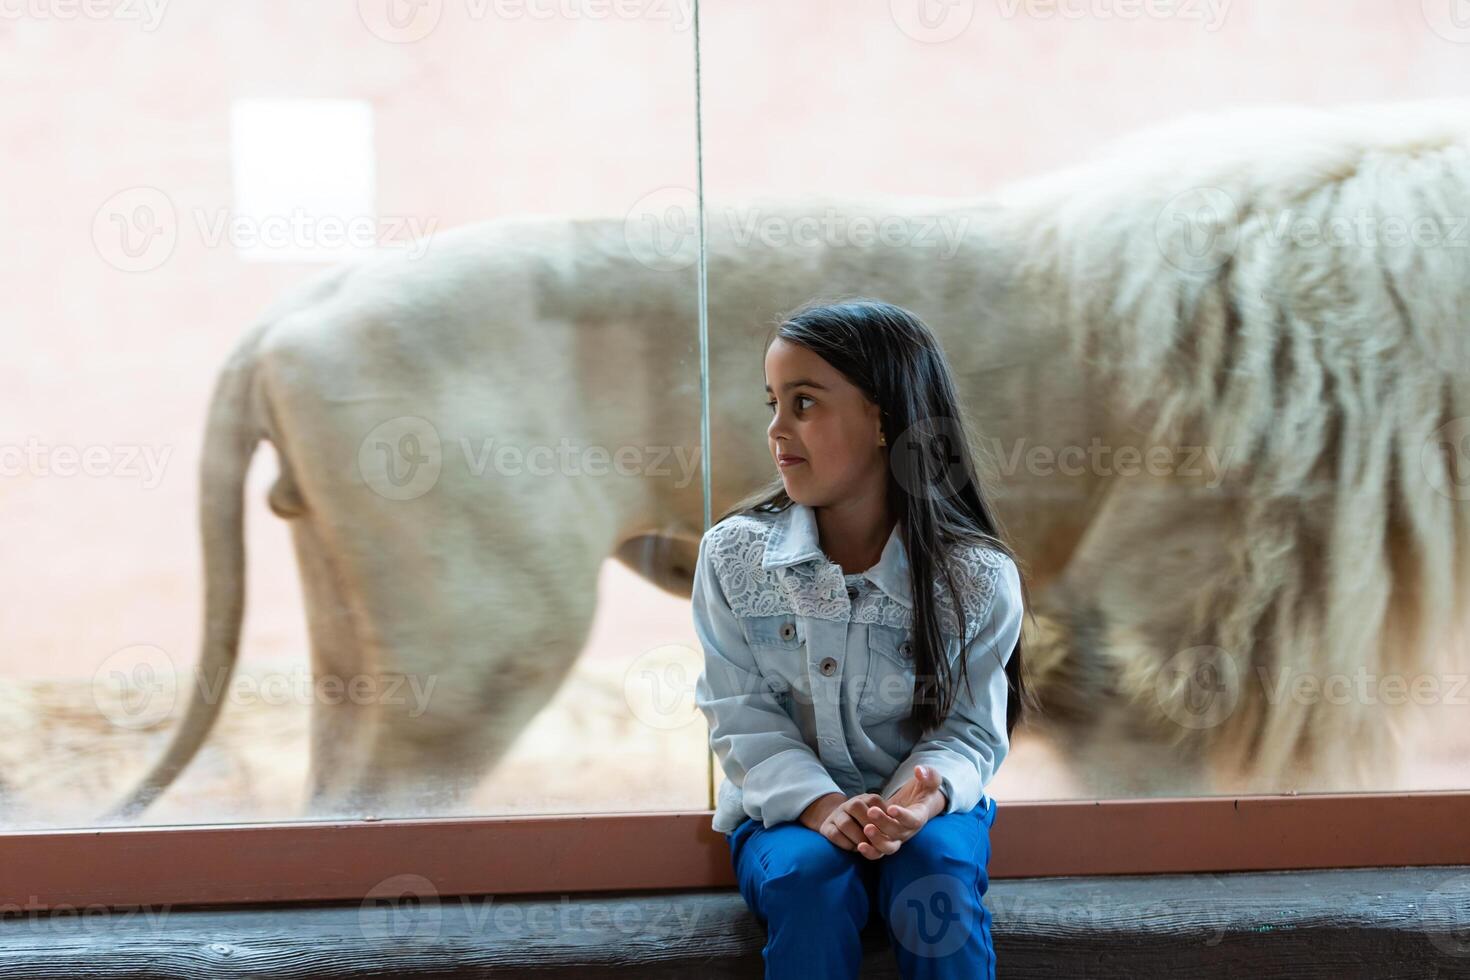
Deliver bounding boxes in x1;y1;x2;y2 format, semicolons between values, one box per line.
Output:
727;796;998;980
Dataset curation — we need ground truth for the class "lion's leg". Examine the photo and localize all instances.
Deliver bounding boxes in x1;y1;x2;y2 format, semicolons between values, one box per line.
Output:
289;503;559;821
301;601;598;820
288;514;380;815
286;472;608;819
1025;474;1242;798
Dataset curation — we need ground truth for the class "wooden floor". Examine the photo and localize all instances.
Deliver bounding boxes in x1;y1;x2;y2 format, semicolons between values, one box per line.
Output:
1;864;1467;978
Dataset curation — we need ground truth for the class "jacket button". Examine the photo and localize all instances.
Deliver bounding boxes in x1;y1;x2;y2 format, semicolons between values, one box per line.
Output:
818;657;837;676
846;586;858;600
779;622;796;641
900;640;912;656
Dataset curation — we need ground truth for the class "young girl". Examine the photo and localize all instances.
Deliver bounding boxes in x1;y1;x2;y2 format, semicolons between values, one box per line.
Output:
692;299;1030;980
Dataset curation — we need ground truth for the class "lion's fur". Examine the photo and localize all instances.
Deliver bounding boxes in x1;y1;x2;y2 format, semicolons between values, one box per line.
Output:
995;98;1470;789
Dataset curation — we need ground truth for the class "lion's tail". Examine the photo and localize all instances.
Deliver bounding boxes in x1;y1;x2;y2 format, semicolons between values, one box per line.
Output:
96;322;271;824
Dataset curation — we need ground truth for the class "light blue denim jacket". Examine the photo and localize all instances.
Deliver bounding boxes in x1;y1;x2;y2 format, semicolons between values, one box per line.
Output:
693;500;1023;834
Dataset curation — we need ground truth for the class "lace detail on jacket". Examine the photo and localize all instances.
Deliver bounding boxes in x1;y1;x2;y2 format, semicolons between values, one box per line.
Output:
704;513;1008;644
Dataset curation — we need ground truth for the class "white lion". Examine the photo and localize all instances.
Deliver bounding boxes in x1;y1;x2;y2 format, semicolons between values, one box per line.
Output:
98;97;1470;822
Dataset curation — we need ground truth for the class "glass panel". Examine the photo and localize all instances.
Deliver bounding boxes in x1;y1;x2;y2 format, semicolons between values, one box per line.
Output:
2;2;708;829
698;0;1470;805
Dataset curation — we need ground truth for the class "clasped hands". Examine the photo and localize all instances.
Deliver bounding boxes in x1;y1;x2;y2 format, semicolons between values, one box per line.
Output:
798;764;947;860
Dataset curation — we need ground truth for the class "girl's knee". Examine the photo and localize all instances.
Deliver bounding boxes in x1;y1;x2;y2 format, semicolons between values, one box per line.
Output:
758;825;861;892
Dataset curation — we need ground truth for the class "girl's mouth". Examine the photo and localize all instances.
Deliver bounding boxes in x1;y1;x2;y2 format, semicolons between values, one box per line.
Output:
778;454;806;468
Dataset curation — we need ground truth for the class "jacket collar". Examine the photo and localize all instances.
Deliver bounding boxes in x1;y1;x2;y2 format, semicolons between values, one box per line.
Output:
761;500;912;609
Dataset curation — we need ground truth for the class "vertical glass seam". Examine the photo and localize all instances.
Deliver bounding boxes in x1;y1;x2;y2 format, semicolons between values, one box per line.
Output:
692;0;715;815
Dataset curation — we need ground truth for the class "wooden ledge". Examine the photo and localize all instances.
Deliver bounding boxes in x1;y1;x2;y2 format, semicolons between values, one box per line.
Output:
5;792;1469;910
1;865;1467;978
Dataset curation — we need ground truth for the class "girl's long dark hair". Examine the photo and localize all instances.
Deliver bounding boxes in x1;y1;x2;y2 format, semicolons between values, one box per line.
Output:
717;298;1035;741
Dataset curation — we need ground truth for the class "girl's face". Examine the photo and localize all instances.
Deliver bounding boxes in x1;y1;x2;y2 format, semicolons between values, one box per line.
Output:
764;337;886;507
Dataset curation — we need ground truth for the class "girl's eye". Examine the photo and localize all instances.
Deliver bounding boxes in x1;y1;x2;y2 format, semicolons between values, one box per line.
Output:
766;395;813;413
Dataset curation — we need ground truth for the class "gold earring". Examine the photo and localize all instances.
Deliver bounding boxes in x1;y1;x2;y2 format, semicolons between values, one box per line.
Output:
878;433;887;446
